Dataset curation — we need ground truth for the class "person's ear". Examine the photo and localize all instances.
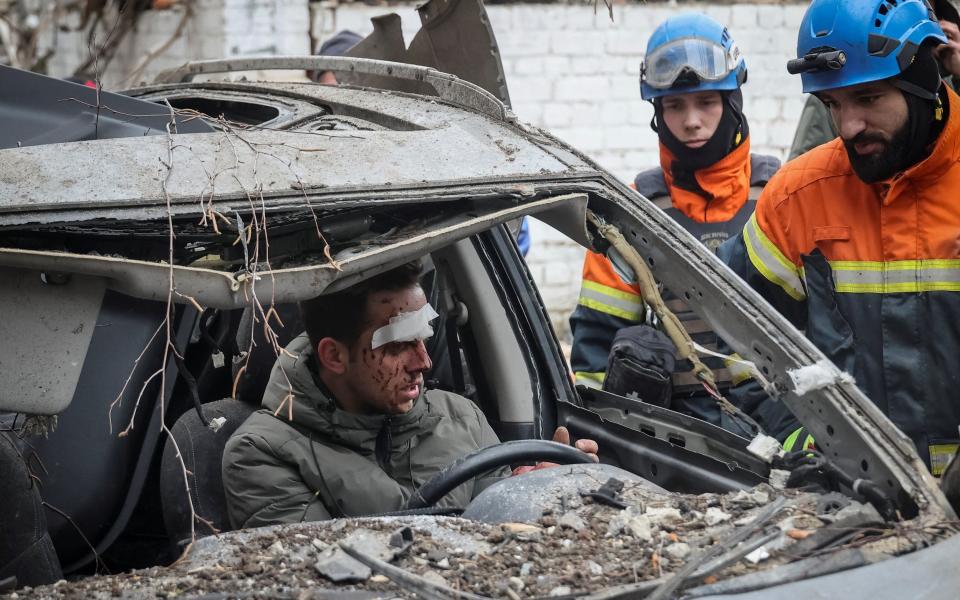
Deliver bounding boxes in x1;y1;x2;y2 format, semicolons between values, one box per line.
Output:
316;337;349;374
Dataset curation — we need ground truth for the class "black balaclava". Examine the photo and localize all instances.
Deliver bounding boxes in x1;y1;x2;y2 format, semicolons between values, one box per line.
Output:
842;43;946;183
652;89;748;193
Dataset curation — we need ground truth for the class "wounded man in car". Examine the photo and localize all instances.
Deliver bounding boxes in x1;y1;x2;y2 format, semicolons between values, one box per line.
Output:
222;260;598;529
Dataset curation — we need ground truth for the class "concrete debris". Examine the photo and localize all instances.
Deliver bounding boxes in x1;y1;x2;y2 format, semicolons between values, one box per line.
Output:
314;548;371;583
503;523;542;537
769;469;791;489
704;507;732;526
12;487;932;600
558;511;587;532
664;542;691;561
267;541;284;555
745;546;771;564
315;528;400;583
586;560;603;575
730;488;771;507
607;507;653;541
421;570;448;587
646;506;683;524
747;433;783;462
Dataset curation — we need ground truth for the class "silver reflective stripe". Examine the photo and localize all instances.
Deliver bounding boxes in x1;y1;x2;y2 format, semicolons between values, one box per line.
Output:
829;260;960;293
578;280;645;321
742;213;806;301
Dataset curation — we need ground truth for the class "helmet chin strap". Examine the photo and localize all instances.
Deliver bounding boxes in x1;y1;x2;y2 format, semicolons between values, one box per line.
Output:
887;44;946;174
898;85;945;171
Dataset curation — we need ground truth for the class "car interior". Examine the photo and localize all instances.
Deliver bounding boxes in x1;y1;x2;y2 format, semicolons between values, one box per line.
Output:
16;217;577;574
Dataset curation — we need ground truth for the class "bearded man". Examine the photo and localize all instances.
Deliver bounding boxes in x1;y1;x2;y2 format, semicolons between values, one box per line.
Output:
721;0;960;473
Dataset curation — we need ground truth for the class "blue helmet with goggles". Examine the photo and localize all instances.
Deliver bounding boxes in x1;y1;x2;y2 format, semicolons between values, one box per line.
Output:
640;13;748;101
788;0;946;98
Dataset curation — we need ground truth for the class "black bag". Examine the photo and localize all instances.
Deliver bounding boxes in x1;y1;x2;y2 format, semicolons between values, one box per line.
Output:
602;324;677;408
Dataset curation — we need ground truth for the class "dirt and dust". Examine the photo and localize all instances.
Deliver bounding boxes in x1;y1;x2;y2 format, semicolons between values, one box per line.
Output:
4;482;955;600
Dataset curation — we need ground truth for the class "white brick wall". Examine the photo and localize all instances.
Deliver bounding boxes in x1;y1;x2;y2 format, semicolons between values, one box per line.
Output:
38;0;809;340
41;0;310;88
477;2;806;341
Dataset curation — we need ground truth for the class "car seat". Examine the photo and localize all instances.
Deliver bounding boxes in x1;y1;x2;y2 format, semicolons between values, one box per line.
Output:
0;431;63;588
159;399;256;551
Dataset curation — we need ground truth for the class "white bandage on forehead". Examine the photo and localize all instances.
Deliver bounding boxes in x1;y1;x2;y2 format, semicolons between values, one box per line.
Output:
371;303;440;349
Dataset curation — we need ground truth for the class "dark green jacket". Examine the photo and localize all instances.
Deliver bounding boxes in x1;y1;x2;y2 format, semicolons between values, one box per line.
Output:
222;334;507;529
787;95;837;161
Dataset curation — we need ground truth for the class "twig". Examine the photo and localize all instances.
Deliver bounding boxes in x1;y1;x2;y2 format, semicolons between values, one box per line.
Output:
74;2;142;77
109;321;164;434
118;367;163;437
43;501;110;574
155;98;216;541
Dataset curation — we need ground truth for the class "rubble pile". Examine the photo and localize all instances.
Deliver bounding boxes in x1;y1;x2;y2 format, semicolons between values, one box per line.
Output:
4;482;950;600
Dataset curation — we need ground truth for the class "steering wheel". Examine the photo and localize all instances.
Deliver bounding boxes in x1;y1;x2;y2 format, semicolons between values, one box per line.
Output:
403;439;595;510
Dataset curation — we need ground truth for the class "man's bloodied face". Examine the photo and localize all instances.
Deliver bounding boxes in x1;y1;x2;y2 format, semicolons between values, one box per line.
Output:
340;285;433;415
818;80;911;183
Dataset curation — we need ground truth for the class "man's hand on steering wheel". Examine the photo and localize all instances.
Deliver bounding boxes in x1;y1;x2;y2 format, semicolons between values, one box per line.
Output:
511;426;599;476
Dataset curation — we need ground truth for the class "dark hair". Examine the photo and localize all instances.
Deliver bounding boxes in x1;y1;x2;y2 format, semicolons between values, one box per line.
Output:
310;29;363;82
300;260;423;352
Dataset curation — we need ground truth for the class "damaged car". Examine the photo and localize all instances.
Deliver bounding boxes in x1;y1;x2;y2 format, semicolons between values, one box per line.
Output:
1;1;960;597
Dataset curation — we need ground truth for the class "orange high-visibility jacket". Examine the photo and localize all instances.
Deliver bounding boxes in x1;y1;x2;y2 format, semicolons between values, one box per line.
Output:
721;85;960;472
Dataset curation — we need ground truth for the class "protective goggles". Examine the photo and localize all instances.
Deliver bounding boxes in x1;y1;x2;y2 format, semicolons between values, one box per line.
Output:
642;37;741;89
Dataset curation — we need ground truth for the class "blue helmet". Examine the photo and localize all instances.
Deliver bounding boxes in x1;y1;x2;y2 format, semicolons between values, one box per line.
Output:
640;13;748;101
789;0;947;94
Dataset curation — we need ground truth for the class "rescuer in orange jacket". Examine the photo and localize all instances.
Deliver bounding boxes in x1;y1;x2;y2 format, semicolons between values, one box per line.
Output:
721;0;960;471
569;13;780;427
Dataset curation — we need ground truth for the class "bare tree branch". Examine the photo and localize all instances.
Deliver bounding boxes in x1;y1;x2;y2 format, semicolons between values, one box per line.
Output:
123;1;193;87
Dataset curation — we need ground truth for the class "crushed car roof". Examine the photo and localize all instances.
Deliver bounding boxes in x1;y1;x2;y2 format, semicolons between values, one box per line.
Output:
0;77;593;225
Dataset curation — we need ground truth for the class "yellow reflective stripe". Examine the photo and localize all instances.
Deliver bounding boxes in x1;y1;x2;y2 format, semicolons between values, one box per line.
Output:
930;443;959;477
783;427;802;452
578;280;644;320
742;213;806;301
827;260;960;293
784;427;815;452
581;280;642;303
575;371;605;389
